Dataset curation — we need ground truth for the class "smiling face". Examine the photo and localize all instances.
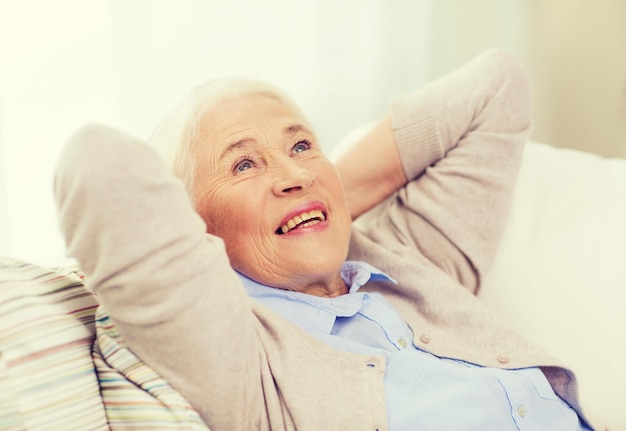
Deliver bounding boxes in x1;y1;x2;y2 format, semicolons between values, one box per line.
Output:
191;93;352;296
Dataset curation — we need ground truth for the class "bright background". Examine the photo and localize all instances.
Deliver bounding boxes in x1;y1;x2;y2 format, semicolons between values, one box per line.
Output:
1;0;625;266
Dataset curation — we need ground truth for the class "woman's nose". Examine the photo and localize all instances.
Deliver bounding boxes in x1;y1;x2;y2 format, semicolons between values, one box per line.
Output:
271;158;315;196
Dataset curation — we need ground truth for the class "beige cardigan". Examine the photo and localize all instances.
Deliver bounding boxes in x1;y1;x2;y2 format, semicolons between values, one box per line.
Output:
54;49;595;430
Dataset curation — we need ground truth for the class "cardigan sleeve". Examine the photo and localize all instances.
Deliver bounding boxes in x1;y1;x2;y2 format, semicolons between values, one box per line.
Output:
54;125;263;429
387;49;532;291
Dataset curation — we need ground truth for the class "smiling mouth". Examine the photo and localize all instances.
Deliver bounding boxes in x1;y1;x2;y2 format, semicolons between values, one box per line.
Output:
276;209;327;235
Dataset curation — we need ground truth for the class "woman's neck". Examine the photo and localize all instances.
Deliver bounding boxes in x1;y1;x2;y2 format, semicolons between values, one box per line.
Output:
298;272;348;297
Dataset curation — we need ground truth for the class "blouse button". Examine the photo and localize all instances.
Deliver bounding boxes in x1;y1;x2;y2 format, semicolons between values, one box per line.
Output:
497;354;510;364
397;338;407;348
419;334;430;344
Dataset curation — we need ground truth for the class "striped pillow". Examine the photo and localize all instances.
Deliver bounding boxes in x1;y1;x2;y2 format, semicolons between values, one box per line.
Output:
0;257;108;430
93;309;209;430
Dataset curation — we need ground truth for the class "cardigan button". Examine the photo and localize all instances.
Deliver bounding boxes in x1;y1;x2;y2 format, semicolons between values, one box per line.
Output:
497;354;510;364
419;334;430;344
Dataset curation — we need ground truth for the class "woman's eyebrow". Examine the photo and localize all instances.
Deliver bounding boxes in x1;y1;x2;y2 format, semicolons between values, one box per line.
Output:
284;124;312;135
219;124;312;161
219;138;255;161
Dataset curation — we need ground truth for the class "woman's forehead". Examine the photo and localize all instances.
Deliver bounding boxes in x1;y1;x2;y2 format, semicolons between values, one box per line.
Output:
198;94;312;151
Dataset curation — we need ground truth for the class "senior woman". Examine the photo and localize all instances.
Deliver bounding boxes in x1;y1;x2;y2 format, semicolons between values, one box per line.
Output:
54;49;595;430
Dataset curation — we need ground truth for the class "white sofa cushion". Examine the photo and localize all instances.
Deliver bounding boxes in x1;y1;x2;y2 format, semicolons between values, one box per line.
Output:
479;142;626;429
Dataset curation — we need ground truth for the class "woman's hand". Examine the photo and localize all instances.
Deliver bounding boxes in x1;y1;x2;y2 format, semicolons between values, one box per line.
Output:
334;115;407;220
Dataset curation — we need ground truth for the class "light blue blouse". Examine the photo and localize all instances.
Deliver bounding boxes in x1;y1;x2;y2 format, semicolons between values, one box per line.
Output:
239;261;591;431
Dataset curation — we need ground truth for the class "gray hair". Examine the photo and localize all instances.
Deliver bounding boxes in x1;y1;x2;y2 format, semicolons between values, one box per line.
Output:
149;78;310;209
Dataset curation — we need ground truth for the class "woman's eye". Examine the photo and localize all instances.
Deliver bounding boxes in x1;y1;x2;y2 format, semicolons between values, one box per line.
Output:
293;140;311;154
234;159;254;173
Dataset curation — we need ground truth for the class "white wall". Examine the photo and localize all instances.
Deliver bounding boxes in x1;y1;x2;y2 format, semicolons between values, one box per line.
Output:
526;0;626;158
429;0;529;77
428;0;626;158
2;0;623;266
0;0;432;266
0;0;120;266
0;99;8;257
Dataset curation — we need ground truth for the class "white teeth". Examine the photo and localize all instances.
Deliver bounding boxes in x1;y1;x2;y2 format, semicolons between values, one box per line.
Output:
278;210;326;234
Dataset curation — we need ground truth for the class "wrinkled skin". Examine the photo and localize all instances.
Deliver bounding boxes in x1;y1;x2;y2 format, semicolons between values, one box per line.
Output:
192;94;352;297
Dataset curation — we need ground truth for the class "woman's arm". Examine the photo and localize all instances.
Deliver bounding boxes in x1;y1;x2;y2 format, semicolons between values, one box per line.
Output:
334;115;407;221
342;49;532;291
54;125;262;429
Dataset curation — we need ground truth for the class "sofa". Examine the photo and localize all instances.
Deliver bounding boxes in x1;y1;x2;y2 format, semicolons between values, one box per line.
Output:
1;139;624;430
